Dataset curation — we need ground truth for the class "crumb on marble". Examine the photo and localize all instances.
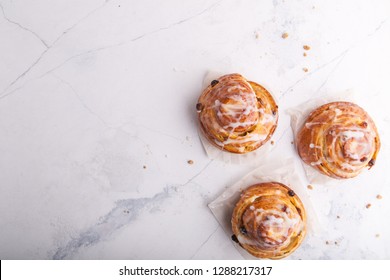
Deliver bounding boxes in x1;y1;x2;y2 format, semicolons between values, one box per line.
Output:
366;203;372;209
303;52;307;57
187;160;194;165
271;140;275;145
282;32;289;39
326;241;329;245
254;31;261;39
186;136;190;141
376;234;380;238
303;45;311;50
337;215;340;219
143;165;147;169
307;184;314;190
376;194;382;199
291;141;294;144
303;67;309;72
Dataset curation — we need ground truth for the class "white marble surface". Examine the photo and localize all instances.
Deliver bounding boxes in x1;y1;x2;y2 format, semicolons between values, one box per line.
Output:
1;0;390;260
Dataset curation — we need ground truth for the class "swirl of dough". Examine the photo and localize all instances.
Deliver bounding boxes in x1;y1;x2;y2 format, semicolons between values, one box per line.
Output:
297;102;380;179
197;73;278;154
231;182;306;259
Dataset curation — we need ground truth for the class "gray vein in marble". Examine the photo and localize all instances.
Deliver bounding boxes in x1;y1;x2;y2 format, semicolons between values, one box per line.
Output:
179;159;214;187
314;50;349;95
52;186;173;260
279;17;389;101
0;0;221;101
190;225;219;259
52;74;109;127
0;0;113;98
0;3;49;47
50;0;113;47
52;157;213;259
279;49;350;100
0;48;50;100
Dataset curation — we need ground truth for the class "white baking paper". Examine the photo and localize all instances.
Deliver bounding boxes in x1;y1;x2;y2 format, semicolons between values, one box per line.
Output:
208;157;321;260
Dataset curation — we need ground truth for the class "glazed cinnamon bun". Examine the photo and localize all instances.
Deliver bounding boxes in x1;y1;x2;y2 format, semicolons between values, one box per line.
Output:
231;182;306;259
196;73;278;154
296;101;380;179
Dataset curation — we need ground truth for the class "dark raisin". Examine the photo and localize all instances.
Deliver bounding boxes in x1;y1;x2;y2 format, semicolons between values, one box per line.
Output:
296;208;302;215
196;103;203;112
282;205;287;212
288;190;295;196
240;227;247;235
272;110;277;116
360;121;368;128
211;80;219;87
368;159;375;168
360;157;367;162
231;234;239;243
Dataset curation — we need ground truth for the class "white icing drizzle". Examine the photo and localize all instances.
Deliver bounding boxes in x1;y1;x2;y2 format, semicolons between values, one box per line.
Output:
305;122;326;128
309;143;321;149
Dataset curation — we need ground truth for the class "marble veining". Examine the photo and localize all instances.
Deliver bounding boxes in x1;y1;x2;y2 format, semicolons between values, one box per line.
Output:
1;0;390;259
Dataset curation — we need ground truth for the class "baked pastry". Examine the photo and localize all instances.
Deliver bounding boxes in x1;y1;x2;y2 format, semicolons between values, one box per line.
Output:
231;182;306;259
297;101;380;179
196;73;278;154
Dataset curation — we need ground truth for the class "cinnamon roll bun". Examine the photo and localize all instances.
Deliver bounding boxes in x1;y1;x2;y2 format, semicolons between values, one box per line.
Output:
231;182;306;259
196;73;278;154
297;101;380;179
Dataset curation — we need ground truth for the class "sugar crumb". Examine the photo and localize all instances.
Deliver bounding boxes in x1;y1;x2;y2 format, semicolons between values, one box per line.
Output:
303;52;307;57
282;32;289;39
271;140;275;145
366;203;371;209
376;194;382;199
307;185;313;190
187;160;194;165
303;67;309;72
303;45;311;50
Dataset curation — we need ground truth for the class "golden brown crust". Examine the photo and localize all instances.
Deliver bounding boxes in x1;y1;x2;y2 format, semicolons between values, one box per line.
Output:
231;182;306;259
297;102;380;179
197;73;278;154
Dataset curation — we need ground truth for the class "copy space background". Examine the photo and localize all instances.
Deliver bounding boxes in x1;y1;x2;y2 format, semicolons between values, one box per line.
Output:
1;0;389;259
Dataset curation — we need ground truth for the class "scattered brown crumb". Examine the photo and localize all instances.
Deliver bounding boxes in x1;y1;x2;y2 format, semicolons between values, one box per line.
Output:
187;160;194;165
307;185;314;190
291;141;294;144
366;203;372;209
255;31;260;39
337;215;340;219
271;140;275;145
335;241;338;245
143;165;147;169
376;194;383;200
376;234;380;238
303;45;311;50
282;32;289;39
326;241;329;245
303;52;307;57
303;67;309;72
